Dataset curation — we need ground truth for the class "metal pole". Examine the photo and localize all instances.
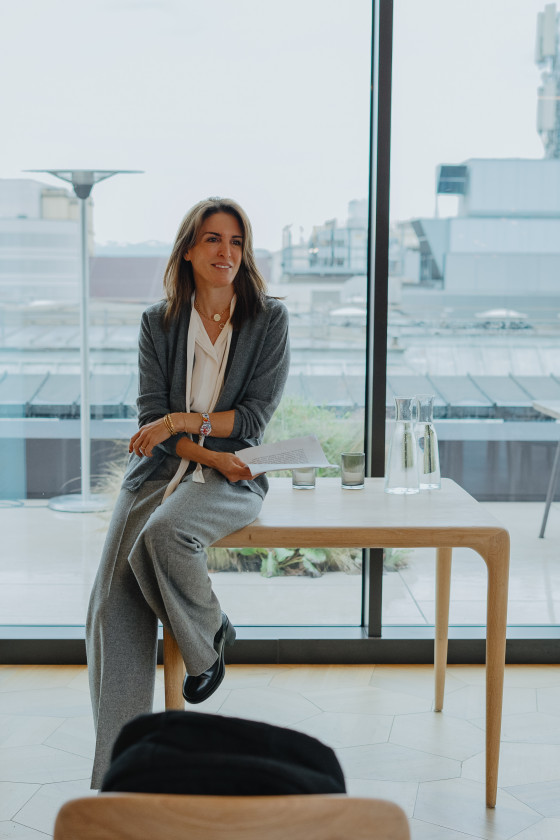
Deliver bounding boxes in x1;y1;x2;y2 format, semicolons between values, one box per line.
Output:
26;169;141;512
539;437;560;538
49;190;108;512
79;196;91;502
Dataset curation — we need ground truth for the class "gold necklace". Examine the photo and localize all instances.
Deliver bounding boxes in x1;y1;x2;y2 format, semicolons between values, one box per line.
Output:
194;299;231;330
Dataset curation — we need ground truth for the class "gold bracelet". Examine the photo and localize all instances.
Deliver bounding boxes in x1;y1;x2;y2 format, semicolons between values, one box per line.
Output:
163;414;171;435
164;413;176;435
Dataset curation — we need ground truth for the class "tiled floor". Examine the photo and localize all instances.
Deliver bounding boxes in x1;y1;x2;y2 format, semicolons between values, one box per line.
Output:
2;664;560;839
1;499;560;627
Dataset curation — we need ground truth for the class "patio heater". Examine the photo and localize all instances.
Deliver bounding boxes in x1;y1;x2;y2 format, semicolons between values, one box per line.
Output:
25;169;142;512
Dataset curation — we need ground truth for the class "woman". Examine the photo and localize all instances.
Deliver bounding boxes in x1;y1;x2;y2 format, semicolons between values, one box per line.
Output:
86;197;290;788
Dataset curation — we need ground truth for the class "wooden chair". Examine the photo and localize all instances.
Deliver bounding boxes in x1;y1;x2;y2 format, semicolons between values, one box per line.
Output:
163;627;186;710
54;793;410;840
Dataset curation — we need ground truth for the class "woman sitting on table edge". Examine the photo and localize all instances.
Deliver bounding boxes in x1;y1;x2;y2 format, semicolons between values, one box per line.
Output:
86;196;290;789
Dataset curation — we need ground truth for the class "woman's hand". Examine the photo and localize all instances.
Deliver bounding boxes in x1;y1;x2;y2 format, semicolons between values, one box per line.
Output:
210;452;255;483
129;418;170;458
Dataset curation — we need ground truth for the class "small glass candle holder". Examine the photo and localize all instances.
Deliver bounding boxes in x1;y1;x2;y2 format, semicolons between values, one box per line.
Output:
341;452;365;489
292;467;316;489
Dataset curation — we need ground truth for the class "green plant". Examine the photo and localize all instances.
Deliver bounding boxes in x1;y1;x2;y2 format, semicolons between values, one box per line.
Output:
94;440;130;523
207;545;410;577
208;545;360;576
263;395;363;476
383;548;410;572
236;547;328;577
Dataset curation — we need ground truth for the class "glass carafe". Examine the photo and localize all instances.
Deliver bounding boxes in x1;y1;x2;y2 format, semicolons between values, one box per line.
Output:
385;397;419;494
415;394;441;490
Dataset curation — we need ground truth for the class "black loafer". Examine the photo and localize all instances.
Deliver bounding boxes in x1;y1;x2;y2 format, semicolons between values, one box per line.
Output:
183;612;236;704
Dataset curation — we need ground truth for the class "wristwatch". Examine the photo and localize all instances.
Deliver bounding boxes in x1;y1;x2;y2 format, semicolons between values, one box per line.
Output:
199;412;212;437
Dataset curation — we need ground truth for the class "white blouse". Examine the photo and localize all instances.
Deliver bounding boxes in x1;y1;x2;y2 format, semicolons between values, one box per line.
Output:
162;296;235;499
190;308;232;413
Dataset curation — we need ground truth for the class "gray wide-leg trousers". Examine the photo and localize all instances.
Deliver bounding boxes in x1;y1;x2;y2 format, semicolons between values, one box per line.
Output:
86;467;262;789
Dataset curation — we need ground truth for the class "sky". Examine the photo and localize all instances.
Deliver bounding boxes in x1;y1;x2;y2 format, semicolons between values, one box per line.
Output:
0;0;551;252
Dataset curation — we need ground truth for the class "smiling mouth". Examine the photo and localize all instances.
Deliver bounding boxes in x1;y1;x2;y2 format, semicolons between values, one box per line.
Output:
213;264;232;269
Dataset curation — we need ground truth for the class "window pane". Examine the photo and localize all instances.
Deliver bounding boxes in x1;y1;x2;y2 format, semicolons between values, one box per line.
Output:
0;0;371;628
385;0;559;627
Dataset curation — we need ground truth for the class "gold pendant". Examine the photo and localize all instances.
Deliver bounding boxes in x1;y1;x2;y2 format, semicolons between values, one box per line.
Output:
213;314;220;322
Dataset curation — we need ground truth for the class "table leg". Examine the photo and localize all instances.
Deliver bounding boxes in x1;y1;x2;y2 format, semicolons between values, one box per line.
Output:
163;628;186;710
482;531;510;808
539;438;560;538
435;547;452;712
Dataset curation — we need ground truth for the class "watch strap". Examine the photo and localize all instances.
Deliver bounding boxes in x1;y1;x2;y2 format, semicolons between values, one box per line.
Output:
199;412;212;437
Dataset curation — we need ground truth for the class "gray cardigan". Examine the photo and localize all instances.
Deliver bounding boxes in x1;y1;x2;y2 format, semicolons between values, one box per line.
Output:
122;296;290;500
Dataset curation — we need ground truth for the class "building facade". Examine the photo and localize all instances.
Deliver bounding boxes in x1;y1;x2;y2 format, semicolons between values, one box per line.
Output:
408;158;560;296
0;179;93;303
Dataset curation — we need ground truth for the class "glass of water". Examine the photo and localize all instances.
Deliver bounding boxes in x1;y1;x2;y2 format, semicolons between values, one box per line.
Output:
341;452;365;489
292;467;316;489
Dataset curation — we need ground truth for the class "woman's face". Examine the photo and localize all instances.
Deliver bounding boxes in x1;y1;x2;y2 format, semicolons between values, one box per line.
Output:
183;211;243;292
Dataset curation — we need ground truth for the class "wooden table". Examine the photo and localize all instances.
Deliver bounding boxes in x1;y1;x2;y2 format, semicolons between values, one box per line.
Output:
164;477;510;808
533;400;560;538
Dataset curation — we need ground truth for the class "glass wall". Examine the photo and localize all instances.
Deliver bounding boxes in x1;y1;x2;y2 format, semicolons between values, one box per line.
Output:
384;0;560;627
0;1;372;628
4;0;557;643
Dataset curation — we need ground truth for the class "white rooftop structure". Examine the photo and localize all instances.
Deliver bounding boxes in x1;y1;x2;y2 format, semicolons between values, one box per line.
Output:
410;158;560;296
0;179;92;303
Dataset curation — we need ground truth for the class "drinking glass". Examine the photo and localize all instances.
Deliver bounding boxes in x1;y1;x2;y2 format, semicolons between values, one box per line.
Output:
341;452;365;489
292;467;316;489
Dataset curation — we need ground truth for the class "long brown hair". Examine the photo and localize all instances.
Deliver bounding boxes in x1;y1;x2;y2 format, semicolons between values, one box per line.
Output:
163;197;267;329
